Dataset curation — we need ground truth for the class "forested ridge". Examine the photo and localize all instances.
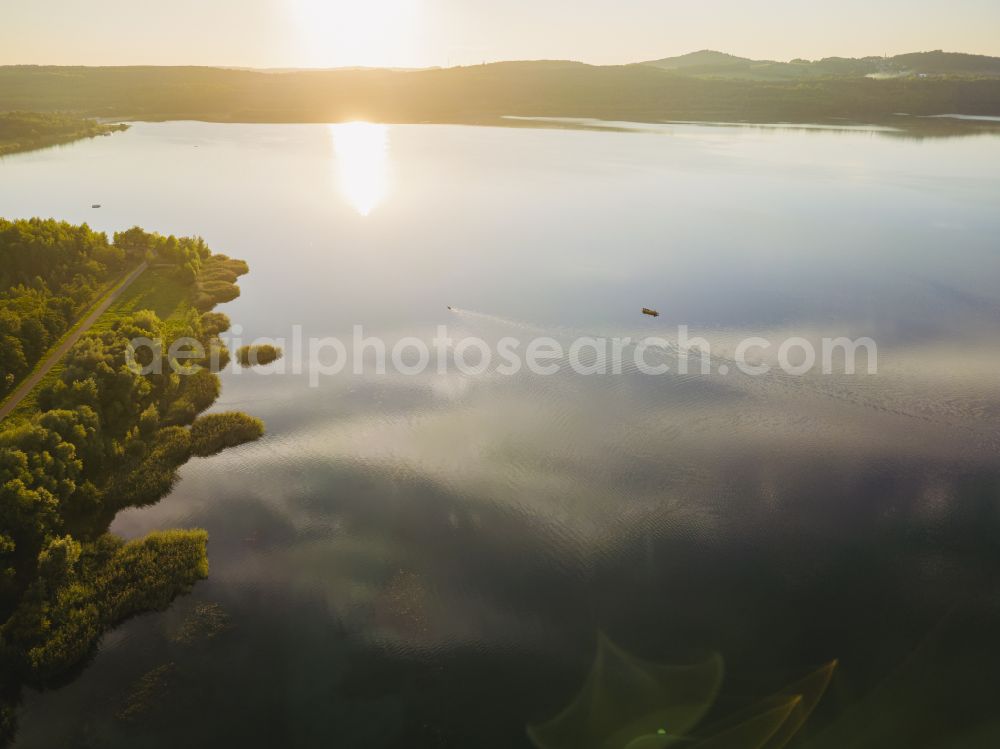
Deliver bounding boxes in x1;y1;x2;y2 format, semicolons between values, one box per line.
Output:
1;62;999;127
0;221;262;744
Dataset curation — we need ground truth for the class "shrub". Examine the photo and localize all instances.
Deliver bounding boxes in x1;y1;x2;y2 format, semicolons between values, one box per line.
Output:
163;369;221;426
1;530;208;685
189;412;263;457
164;398;198;427
236;344;283;367
200;312;231;337
95;530;209;619
178;369;221;413
193;283;240;312
198;280;240;304
203;255;249;277
198;267;238;284
106;426;192;509
206;340;231;372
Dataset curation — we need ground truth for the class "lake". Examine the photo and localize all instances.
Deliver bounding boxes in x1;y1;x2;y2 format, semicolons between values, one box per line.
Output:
3;120;1000;747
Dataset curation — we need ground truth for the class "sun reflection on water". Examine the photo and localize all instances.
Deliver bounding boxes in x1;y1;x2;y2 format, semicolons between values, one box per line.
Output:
330;121;390;217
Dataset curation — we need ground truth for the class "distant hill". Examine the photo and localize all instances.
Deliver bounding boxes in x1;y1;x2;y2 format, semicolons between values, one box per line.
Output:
642;50;755;71
892;51;1000;75
640;49;1000;80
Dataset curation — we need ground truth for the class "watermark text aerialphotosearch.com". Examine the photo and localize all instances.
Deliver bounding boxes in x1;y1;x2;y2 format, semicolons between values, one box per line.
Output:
127;325;878;385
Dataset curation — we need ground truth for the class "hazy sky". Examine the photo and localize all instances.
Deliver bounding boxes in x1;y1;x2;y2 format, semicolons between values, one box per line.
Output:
3;0;999;68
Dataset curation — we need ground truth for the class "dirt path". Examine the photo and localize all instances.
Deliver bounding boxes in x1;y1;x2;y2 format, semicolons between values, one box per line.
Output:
0;261;148;422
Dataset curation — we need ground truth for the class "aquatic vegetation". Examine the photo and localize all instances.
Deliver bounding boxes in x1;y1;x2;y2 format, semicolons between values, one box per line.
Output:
193;255;248;311
204;339;231;372
194;280;241;310
236;344;283;367
200;312;232;337
190;412;264;457
104;425;193;511
116;662;176;721
1;531;207;685
164;369;221;426
169;602;232;645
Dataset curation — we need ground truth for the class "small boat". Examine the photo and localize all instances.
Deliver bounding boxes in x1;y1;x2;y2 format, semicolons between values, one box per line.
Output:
447;306;453;310
91;204;101;209
642;307;660;318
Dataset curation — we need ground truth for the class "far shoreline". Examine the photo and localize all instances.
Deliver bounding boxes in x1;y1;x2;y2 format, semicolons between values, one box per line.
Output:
81;112;1000;143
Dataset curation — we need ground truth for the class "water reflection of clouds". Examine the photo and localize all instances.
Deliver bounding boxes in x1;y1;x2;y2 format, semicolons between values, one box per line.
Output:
158;377;996;659
93;343;1000;747
154;346;1000;561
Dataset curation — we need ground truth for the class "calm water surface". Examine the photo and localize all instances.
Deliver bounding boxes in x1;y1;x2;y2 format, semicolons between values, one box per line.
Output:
3;121;1000;747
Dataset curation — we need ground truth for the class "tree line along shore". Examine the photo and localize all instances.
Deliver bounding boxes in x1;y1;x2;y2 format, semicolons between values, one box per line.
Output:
0;220;264;744
0;111;127;157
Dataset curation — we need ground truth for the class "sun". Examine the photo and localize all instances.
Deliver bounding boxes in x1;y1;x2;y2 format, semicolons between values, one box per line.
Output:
290;0;423;68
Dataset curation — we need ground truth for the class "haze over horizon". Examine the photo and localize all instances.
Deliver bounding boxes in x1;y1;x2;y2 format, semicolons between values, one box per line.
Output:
3;0;1000;69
